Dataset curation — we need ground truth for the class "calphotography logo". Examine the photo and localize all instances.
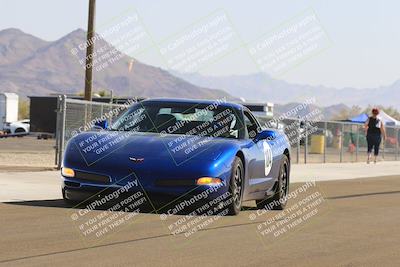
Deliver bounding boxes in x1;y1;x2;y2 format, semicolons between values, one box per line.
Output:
158;10;242;73
247;8;332;77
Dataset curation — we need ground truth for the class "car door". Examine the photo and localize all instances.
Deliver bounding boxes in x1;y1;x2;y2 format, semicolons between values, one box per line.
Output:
242;110;274;193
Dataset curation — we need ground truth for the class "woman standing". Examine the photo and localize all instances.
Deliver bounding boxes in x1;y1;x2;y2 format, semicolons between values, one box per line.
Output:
365;108;386;163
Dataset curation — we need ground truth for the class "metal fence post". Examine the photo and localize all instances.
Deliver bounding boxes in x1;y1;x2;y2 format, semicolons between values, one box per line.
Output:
84;103;88;130
382;132;385;160
323;121;327;163
356;124;359;162
55;96;61;166
109;98;113;125
297;119;300;164
396;128;399;161
304;120;308;164
57;95;67;170
340;123;344;163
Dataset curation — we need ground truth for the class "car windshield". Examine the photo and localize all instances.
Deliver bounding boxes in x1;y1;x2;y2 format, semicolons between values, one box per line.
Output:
110;101;242;139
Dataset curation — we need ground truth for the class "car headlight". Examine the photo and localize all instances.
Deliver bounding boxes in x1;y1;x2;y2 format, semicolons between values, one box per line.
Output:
61;167;75;177
196;177;222;185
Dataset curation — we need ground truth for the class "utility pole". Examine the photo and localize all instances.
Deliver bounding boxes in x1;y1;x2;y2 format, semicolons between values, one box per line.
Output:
84;0;96;101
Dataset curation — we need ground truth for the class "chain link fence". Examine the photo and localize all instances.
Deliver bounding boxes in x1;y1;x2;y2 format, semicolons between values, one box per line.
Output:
55;96;400;168
55;96;130;168
256;116;400;164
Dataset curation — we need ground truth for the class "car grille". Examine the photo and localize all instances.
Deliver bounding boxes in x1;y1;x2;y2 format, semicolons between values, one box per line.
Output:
154;179;196;187
75;171;111;184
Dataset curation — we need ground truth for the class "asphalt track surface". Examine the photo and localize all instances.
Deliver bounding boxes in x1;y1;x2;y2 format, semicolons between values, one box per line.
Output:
1;175;400;267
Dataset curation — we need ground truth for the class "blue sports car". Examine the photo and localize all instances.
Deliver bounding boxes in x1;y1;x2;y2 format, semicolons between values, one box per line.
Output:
61;98;291;215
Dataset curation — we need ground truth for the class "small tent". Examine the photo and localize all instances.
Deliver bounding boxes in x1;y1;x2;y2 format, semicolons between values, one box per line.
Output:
349;113;368;123
350;111;400;126
378;110;400;126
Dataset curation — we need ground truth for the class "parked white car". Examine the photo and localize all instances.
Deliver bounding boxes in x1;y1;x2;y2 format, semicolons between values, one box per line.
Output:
3;119;30;134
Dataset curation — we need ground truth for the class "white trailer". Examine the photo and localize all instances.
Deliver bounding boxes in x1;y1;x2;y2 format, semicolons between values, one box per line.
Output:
0;93;19;131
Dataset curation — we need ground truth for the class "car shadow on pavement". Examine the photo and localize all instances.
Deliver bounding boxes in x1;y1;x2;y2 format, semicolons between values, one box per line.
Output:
4;199;258;215
4;199;157;213
4;198;260;215
6;189;400;214
5;199;78;208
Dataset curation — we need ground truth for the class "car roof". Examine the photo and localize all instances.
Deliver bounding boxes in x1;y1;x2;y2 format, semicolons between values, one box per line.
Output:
141;98;245;110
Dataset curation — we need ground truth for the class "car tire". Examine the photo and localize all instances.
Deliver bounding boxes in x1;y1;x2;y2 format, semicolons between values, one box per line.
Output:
227;156;244;215
15;128;25;137
15;128;25;133
256;154;290;210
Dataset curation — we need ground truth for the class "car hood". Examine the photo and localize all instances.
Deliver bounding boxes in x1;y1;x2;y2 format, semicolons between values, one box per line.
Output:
63;131;240;184
65;131;238;166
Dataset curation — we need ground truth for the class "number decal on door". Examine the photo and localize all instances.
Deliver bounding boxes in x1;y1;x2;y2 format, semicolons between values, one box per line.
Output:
262;140;273;176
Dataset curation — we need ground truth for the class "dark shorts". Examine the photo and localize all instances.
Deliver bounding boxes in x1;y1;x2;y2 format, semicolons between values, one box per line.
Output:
367;134;381;156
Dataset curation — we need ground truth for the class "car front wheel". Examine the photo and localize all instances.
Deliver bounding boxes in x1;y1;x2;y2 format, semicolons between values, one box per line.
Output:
227;157;244;215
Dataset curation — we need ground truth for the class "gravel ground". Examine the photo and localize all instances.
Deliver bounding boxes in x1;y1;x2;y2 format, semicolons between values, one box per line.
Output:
0;136;56;171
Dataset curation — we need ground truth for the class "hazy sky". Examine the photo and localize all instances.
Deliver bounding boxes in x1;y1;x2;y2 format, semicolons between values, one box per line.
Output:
1;0;399;89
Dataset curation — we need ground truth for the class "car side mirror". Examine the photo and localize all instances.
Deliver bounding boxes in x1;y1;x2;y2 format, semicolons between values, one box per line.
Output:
93;120;108;130
254;130;276;142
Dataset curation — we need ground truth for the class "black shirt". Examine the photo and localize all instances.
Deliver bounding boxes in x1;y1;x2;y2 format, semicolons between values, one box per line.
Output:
367;117;381;136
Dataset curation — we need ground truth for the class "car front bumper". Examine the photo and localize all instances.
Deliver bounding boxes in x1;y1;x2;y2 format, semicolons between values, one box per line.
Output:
62;177;230;210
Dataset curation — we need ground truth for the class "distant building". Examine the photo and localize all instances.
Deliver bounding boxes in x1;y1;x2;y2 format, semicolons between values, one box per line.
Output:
241;102;274;118
29;95;143;134
0;92;19;130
